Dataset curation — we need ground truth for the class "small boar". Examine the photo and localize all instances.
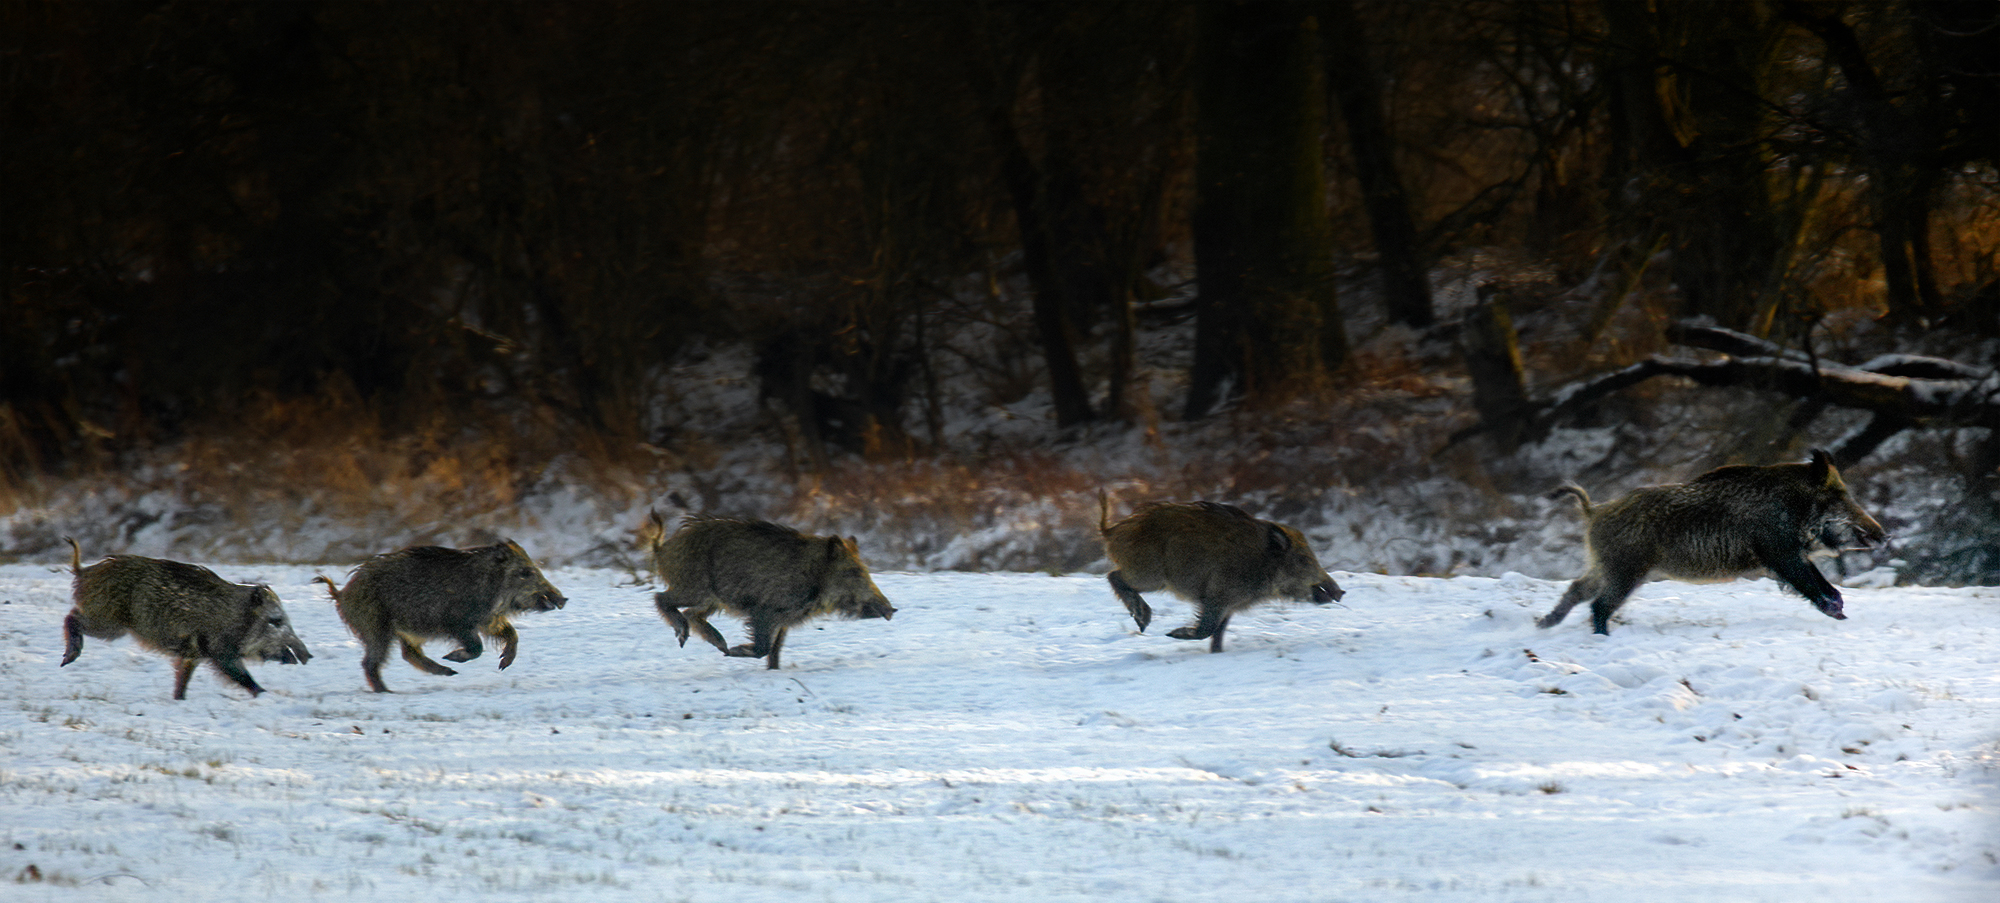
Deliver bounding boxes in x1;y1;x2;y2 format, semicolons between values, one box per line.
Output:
320;540;567;692
59;538;312;700
1100;499;1343;653
1538;449;1888;635
643;511;895;670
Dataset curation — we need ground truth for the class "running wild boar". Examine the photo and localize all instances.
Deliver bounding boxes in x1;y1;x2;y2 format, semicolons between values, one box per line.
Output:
320;540;566;692
1100;499;1343;652
644;512;896;670
60;538;312;700
1538;449;1887;635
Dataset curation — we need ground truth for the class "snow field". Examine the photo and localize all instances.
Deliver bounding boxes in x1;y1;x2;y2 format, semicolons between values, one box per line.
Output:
2;564;1997;902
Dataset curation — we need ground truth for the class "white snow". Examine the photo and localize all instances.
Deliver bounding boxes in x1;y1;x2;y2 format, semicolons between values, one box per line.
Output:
3;563;1998;901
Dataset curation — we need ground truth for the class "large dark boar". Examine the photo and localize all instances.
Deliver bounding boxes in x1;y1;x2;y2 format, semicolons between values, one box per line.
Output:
643;512;895;670
60;538;312;700
1100;499;1343;653
1538;449;1887;635
320;540;566;692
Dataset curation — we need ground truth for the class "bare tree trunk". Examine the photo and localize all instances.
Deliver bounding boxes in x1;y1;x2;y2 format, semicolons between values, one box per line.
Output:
1321;0;1433;329
1781;1;1947;323
1600;0;1785;333
1187;0;1345;420
1459;286;1531;452
965;19;1098;429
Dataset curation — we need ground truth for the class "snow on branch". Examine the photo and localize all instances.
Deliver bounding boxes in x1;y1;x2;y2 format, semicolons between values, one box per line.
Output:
1447;320;2000;462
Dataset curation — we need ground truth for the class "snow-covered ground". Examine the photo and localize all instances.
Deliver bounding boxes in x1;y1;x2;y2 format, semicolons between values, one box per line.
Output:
3;562;1997;902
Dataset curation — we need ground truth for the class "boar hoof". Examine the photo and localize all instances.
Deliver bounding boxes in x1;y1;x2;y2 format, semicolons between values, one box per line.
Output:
724;643;763;658
1165;626;1209;641
442;648;475;663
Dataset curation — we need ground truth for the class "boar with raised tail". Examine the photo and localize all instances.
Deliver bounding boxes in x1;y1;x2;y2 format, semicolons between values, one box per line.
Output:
320;540;566;692
644;512;895;670
60;538;312;700
1538;449;1888;635
1100;499;1343;653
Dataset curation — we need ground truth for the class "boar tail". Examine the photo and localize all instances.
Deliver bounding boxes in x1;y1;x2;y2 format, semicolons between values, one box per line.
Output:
312;575;341;602
1097;490;1114;535
1548;483;1593;517
63;536;82;576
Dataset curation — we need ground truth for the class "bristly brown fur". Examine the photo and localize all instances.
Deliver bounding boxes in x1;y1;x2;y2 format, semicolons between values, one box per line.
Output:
328;541;566;692
646;514;895;670
60;541;312;700
1100;500;1343;653
1538;449;1886;635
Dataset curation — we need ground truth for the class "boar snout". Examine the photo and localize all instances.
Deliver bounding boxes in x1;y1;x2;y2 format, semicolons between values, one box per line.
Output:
1846;511;1888;550
531;590;567;612
262;629;314;664
264;642;309;665
1311;581;1343;605
861;599;896;621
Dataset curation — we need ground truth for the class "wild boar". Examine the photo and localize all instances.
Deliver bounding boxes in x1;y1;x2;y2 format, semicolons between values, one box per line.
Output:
320;540;566;692
1538;449;1888;634
60;538;312;700
1100;499;1343;652
644;511;895;670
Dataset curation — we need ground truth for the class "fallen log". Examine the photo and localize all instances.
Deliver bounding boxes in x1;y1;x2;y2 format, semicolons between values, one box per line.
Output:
1446;321;2000;463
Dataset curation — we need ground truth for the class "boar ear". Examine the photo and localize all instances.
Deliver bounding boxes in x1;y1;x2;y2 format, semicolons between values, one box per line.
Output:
1265;523;1293;556
647;509;664;530
1808;448;1841;487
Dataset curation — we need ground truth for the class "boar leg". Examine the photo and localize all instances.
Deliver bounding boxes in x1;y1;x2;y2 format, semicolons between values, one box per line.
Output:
488;617;521;669
61;611;127;665
360;635;396;692
655;592;693;646
398;638;459;677
681;604;733;654
440;629;485;663
1107;571;1153;632
1537;575;1600;629
60;612;86;666
765;628;788;671
1586;571;1644;636
727;619;784;668
1167;605;1232;651
172;658;199;700
204;655;266;699
1761;551;1846;620
1207;613;1233;653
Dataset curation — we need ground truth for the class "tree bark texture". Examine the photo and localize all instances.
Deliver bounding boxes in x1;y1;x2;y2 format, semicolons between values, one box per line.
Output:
1321;0;1433;329
1187;0;1345;419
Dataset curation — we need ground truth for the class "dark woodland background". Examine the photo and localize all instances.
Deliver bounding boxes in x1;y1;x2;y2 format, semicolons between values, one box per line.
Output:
6;1;2000;578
